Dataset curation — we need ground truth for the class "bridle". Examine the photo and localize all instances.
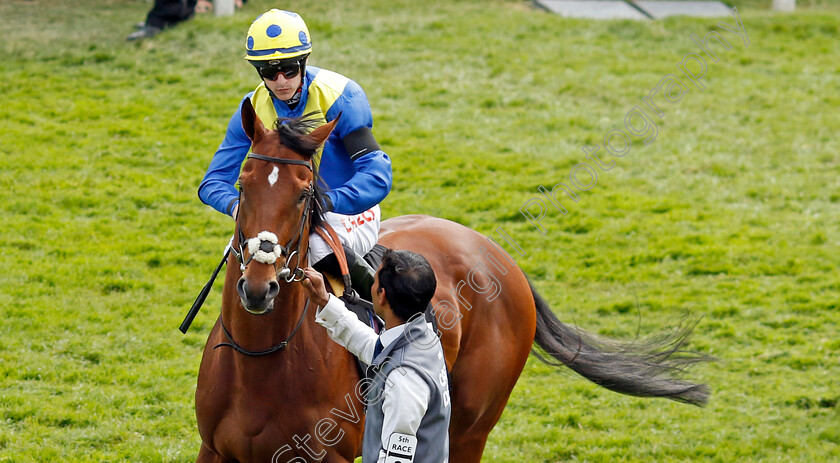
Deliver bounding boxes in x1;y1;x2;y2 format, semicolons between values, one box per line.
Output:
219;152;315;357
230;153;315;283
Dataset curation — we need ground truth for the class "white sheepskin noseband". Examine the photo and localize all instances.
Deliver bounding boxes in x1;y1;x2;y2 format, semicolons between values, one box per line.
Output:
246;231;286;265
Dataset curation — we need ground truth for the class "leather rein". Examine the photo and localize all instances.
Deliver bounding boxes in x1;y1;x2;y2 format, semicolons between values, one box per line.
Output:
217;153;316;357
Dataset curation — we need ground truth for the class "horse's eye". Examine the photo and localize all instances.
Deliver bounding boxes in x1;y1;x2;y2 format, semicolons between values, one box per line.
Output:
298;192;307;203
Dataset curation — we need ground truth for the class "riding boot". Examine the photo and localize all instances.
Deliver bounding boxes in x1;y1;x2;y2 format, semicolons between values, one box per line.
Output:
344;245;376;302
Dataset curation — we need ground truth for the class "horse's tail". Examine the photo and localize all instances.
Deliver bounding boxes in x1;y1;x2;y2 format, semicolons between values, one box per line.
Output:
529;279;712;406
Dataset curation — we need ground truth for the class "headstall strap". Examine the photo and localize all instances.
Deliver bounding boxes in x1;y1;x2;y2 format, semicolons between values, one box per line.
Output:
247;153;313;171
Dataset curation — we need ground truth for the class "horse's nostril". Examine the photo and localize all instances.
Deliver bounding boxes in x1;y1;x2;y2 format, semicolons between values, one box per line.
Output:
237;277;248;300
266;280;280;301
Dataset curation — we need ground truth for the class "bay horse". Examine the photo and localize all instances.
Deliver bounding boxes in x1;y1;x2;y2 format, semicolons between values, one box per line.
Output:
194;99;709;462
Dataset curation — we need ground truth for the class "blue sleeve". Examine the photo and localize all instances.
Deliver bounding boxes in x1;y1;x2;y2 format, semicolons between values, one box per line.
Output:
198;95;252;215
325;149;392;215
323;82;393;215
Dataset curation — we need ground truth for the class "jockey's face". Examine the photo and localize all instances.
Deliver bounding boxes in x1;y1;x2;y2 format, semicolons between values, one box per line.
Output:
263;70;302;101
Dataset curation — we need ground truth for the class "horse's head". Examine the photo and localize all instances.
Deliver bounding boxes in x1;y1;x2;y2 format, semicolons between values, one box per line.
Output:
233;98;337;314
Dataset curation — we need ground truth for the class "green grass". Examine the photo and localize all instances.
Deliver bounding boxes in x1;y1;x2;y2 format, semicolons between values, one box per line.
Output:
1;0;839;461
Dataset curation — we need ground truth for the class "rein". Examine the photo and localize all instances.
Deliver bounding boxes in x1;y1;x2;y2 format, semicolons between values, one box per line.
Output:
214;299;311;356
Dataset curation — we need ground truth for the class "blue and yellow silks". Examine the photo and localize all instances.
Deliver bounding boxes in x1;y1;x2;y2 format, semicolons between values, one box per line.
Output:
199;66;392;217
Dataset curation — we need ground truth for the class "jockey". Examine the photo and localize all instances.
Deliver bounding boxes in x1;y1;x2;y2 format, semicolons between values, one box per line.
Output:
199;9;391;300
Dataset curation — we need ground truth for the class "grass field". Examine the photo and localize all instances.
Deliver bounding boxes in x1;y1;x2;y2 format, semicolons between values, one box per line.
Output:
1;0;839;461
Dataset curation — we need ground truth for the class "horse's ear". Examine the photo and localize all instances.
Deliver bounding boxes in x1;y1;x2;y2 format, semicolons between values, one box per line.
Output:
307;113;341;147
241;98;267;142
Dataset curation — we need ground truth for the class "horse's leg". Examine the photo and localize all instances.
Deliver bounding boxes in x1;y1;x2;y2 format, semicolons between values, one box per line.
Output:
196;443;225;463
449;433;493;463
438;281;535;462
446;335;530;463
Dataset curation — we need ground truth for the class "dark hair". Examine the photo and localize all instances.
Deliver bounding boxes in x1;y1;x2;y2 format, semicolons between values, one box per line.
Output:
377;249;437;321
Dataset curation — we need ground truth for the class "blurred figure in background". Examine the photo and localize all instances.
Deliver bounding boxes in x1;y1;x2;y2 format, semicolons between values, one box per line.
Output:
127;0;197;41
195;0;246;13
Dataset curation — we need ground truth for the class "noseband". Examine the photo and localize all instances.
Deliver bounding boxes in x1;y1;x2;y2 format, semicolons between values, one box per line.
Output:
230;153;315;283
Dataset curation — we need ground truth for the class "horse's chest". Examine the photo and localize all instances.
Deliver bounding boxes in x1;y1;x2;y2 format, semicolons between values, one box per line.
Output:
195;330;363;460
198;366;340;459
207;391;326;461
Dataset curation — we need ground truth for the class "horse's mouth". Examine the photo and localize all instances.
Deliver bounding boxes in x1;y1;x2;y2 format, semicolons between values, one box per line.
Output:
240;298;275;315
236;276;279;315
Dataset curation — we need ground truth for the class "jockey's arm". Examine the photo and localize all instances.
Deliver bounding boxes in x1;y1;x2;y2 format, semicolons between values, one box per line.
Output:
198;97;252;217
321;82;393;216
323;148;392;216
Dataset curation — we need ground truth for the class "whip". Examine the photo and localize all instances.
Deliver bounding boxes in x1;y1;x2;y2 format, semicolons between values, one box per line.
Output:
179;248;230;334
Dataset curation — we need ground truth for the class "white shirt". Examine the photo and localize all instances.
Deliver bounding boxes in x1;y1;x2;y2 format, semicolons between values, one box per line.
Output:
315;295;432;463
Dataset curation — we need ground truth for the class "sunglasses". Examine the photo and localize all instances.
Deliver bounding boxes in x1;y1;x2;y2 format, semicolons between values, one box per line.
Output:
256;61;302;80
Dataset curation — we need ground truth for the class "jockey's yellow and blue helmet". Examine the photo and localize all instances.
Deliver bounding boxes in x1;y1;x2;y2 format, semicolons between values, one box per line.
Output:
244;9;311;62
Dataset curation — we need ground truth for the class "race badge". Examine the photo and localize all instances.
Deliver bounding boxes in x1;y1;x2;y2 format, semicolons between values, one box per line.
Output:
385;432;417;463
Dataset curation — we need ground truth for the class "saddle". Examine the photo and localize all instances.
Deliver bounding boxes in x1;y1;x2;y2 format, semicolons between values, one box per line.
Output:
314;225;440;335
315;225;442;381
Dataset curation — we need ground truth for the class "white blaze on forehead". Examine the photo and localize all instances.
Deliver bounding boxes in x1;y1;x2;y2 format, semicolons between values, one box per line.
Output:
268;166;279;186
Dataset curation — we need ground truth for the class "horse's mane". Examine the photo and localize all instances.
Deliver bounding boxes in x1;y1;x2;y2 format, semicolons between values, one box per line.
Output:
273;112;322;159
273;112;328;230
309;181;327;231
